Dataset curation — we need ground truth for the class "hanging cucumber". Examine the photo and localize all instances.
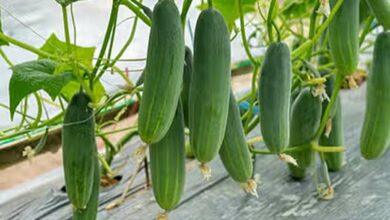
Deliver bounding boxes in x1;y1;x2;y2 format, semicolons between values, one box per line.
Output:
139;0;185;144
319;99;345;171
189;7;231;163
258;42;292;154
73;160;100;220
328;0;359;75
288;88;322;179
62;92;97;209
219;91;253;183
360;31;390;160
366;0;390;30
150;101;186;211
181;46;193;127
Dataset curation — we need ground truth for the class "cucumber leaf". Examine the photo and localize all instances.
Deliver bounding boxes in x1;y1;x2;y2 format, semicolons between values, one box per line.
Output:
9;59;74;119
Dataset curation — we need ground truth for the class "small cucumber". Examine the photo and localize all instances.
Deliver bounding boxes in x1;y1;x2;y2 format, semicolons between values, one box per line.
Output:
219;91;253;183
258;42;292;154
181;46;193;127
329;0;359;75
288;88;322;179
360;31;390;159
150;101;186;210
62;92;97;209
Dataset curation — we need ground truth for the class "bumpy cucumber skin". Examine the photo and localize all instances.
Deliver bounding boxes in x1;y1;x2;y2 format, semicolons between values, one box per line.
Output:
189;8;231;163
329;0;359;75
219;92;253;183
181;46;193;127
258;42;292;154
320;99;345;171
360;31;390;160
62;92;97;209
73;160;100;220
288;88;322;179
150;101;185;210
367;0;390;30
139;0;184;144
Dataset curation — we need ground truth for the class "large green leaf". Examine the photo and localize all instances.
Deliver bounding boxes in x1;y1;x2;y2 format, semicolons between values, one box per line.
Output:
9;59;74;119
281;0;317;18
39;34;95;70
198;0;257;32
39;34;105;102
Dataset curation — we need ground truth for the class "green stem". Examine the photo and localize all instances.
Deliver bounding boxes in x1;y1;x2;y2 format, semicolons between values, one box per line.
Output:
31;93;43;128
267;0;277;43
306;2;320;59
359;16;374;47
292;0;344;60
0;32;58;59
95;9;139;82
181;0;193;29
0;48;13;66
61;5;71;51
238;0;258;65
121;0;152;27
91;1;120;81
313;73;343;141
208;0;213;8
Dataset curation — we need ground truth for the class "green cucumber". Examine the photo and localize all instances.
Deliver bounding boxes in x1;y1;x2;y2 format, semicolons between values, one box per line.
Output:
360;31;390;159
73;160;100;220
189;7;231;163
219;91;253;183
367;0;390;30
62;92;97;209
181;46;193;127
150;101;185;210
320;99;345;171
329;0;359;75
288;88;322;179
258;42;292;154
139;0;185;144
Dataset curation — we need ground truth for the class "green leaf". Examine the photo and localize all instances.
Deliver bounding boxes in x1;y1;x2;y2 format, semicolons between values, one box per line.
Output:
9;59;74;119
61;80;106;103
39;33;95;71
198;0;257;32
38;34;105;102
281;0;317;18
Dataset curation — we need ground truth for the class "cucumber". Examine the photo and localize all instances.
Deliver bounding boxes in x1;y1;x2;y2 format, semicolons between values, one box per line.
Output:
139;0;185;144
181;46;193;127
150;101;185;210
329;0;359;75
320;99;345;171
367;0;390;30
318;39;345;171
73;160;100;220
360;31;390;160
62;92;97;209
288;88;322;179
189;7;231;163
258;42;292;154
219;91;253;183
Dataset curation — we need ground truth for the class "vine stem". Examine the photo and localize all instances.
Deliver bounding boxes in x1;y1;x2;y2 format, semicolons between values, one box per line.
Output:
181;0;193;29
292;0;344;60
313;73;343;141
121;0;152;27
267;0;277;43
0;48;13;66
90;0;120;81
0;32;58;59
238;0;258;65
